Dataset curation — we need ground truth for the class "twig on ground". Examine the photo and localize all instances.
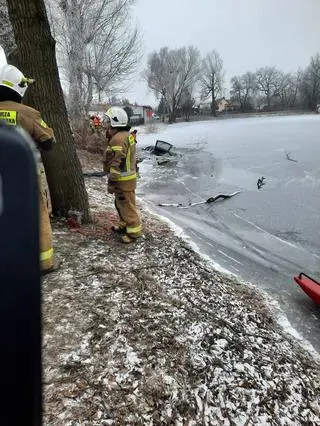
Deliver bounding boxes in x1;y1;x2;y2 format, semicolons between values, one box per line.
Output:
285;152;298;162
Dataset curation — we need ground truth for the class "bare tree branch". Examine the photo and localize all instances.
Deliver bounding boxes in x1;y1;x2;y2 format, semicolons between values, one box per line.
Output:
47;0;140;127
300;54;320;111
199;49;224;116
144;46;200;123
230;72;256;112
255;66;283;111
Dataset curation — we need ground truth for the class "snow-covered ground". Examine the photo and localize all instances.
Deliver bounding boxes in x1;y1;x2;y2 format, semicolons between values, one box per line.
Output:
43;154;320;425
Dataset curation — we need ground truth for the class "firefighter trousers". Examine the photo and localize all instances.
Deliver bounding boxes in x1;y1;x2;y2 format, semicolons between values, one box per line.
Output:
38;175;54;271
114;189;142;237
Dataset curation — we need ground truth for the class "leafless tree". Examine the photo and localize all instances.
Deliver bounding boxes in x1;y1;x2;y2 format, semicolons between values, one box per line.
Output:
180;88;195;121
47;0;140;128
278;71;301;108
87;23;140;105
230;72;256;111
255;66;283;110
300;54;320;111
199;50;224;116
145;46;200;123
6;0;90;221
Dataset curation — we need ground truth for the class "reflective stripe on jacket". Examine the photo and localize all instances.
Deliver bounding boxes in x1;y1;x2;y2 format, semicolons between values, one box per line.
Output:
0;101;55;146
104;131;137;182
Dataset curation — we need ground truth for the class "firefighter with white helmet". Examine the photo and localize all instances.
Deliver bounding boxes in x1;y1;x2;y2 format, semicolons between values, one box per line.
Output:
103;106;142;243
0;64;35;98
0;60;59;274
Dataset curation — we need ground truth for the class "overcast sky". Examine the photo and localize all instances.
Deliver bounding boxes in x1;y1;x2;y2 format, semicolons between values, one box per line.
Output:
124;0;320;107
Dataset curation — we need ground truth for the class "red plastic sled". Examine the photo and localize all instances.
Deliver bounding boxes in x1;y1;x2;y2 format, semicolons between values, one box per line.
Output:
294;273;320;305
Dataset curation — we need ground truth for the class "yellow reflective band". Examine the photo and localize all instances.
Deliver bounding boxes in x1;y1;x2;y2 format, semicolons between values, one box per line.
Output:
111;145;122;151
2;80;14;88
127;225;142;234
39;119;48;128
117;173;136;181
40;248;53;261
110;167;121;175
0;110;17;125
126;144;131;172
128;134;135;145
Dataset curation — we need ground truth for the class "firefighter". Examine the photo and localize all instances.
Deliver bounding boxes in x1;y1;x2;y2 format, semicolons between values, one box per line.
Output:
103;106;142;243
0;63;60;274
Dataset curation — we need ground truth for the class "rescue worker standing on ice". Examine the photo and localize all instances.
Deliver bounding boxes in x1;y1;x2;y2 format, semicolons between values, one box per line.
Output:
103;107;142;243
0;63;59;274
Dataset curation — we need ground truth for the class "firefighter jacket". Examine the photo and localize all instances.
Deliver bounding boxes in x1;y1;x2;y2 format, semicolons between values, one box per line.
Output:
0;100;55;149
103;130;137;191
0;101;56;270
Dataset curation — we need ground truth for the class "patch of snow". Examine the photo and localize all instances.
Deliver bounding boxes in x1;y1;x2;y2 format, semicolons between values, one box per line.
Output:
143;203;319;361
43;169;320;425
262;291;320;361
143;203;235;277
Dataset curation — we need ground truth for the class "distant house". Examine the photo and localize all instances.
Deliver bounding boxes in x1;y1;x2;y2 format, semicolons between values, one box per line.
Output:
199;98;233;114
217;98;233;112
130;105;153;124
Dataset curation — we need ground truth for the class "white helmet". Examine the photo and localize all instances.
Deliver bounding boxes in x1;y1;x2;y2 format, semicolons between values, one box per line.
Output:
0;45;7;69
104;107;128;127
0;64;35;98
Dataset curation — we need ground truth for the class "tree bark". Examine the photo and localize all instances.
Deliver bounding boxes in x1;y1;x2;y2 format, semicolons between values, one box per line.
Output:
6;0;90;222
169;110;176;123
62;1;85;128
211;92;216;116
85;72;94;114
168;100;177;123
267;95;271;111
211;75;216;116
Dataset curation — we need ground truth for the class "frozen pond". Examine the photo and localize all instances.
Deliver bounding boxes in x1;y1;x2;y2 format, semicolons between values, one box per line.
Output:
137;115;320;353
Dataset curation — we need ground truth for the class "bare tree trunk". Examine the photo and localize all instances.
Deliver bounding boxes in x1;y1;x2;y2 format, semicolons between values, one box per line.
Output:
68;47;84;127
169;108;177;123
168;99;177;123
62;1;85;129
211;92;216;116
211;76;216;116
85;72;94;114
267;94;271;111
168;113;175;123
7;0;90;222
